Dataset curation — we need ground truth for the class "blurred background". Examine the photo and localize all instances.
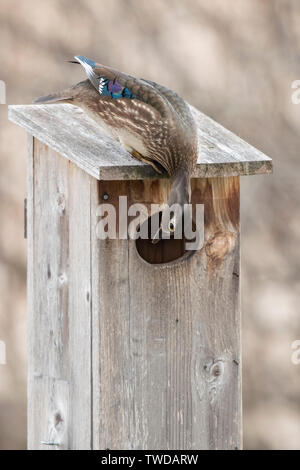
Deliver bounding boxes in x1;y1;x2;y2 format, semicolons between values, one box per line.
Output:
0;0;299;450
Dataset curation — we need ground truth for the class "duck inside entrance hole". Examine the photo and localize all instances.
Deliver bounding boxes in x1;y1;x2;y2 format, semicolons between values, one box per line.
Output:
135;212;198;265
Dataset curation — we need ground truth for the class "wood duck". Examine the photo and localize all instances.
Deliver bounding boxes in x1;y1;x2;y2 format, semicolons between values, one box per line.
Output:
35;56;198;241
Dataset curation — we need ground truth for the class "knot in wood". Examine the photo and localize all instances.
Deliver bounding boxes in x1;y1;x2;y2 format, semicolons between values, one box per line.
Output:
57;193;66;214
54;411;64;430
211;362;222;377
204;359;225;382
205;230;235;270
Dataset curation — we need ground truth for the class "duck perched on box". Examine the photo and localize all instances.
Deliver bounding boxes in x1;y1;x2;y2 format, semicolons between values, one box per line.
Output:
35;56;198;240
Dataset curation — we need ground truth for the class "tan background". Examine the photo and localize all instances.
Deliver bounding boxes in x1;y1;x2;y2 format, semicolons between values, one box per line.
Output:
0;0;299;450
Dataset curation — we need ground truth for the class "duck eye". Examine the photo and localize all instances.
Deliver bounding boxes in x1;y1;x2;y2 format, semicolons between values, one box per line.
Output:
168;220;175;232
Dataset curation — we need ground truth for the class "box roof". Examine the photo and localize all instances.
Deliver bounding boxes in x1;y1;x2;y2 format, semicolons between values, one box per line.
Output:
9;103;272;180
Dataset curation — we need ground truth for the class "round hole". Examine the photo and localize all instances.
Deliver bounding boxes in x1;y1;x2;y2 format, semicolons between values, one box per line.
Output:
135;212;198;265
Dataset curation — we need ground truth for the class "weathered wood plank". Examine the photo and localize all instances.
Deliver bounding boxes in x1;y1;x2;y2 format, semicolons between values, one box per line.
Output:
92;177;241;450
27;140;92;450
27;134;35;448
9;103;272;180
27;136;242;449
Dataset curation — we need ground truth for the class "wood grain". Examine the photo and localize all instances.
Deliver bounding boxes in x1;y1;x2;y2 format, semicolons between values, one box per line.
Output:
9;103;272;180
27;140;92;450
27;137;242;450
92;176;241;450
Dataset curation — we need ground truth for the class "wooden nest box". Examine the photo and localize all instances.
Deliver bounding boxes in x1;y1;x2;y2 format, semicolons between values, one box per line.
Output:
9;102;272;450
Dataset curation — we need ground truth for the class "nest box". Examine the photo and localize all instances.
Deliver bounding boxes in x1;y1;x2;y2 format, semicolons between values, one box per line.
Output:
9;102;272;450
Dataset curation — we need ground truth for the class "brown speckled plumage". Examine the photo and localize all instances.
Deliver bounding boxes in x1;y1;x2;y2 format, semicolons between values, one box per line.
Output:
35;57;199;239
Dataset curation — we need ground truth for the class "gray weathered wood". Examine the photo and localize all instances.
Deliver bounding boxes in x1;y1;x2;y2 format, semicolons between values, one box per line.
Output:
9;103;272;180
27;137;242;449
27;140;92;450
91;176;241;450
27;134;35;447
